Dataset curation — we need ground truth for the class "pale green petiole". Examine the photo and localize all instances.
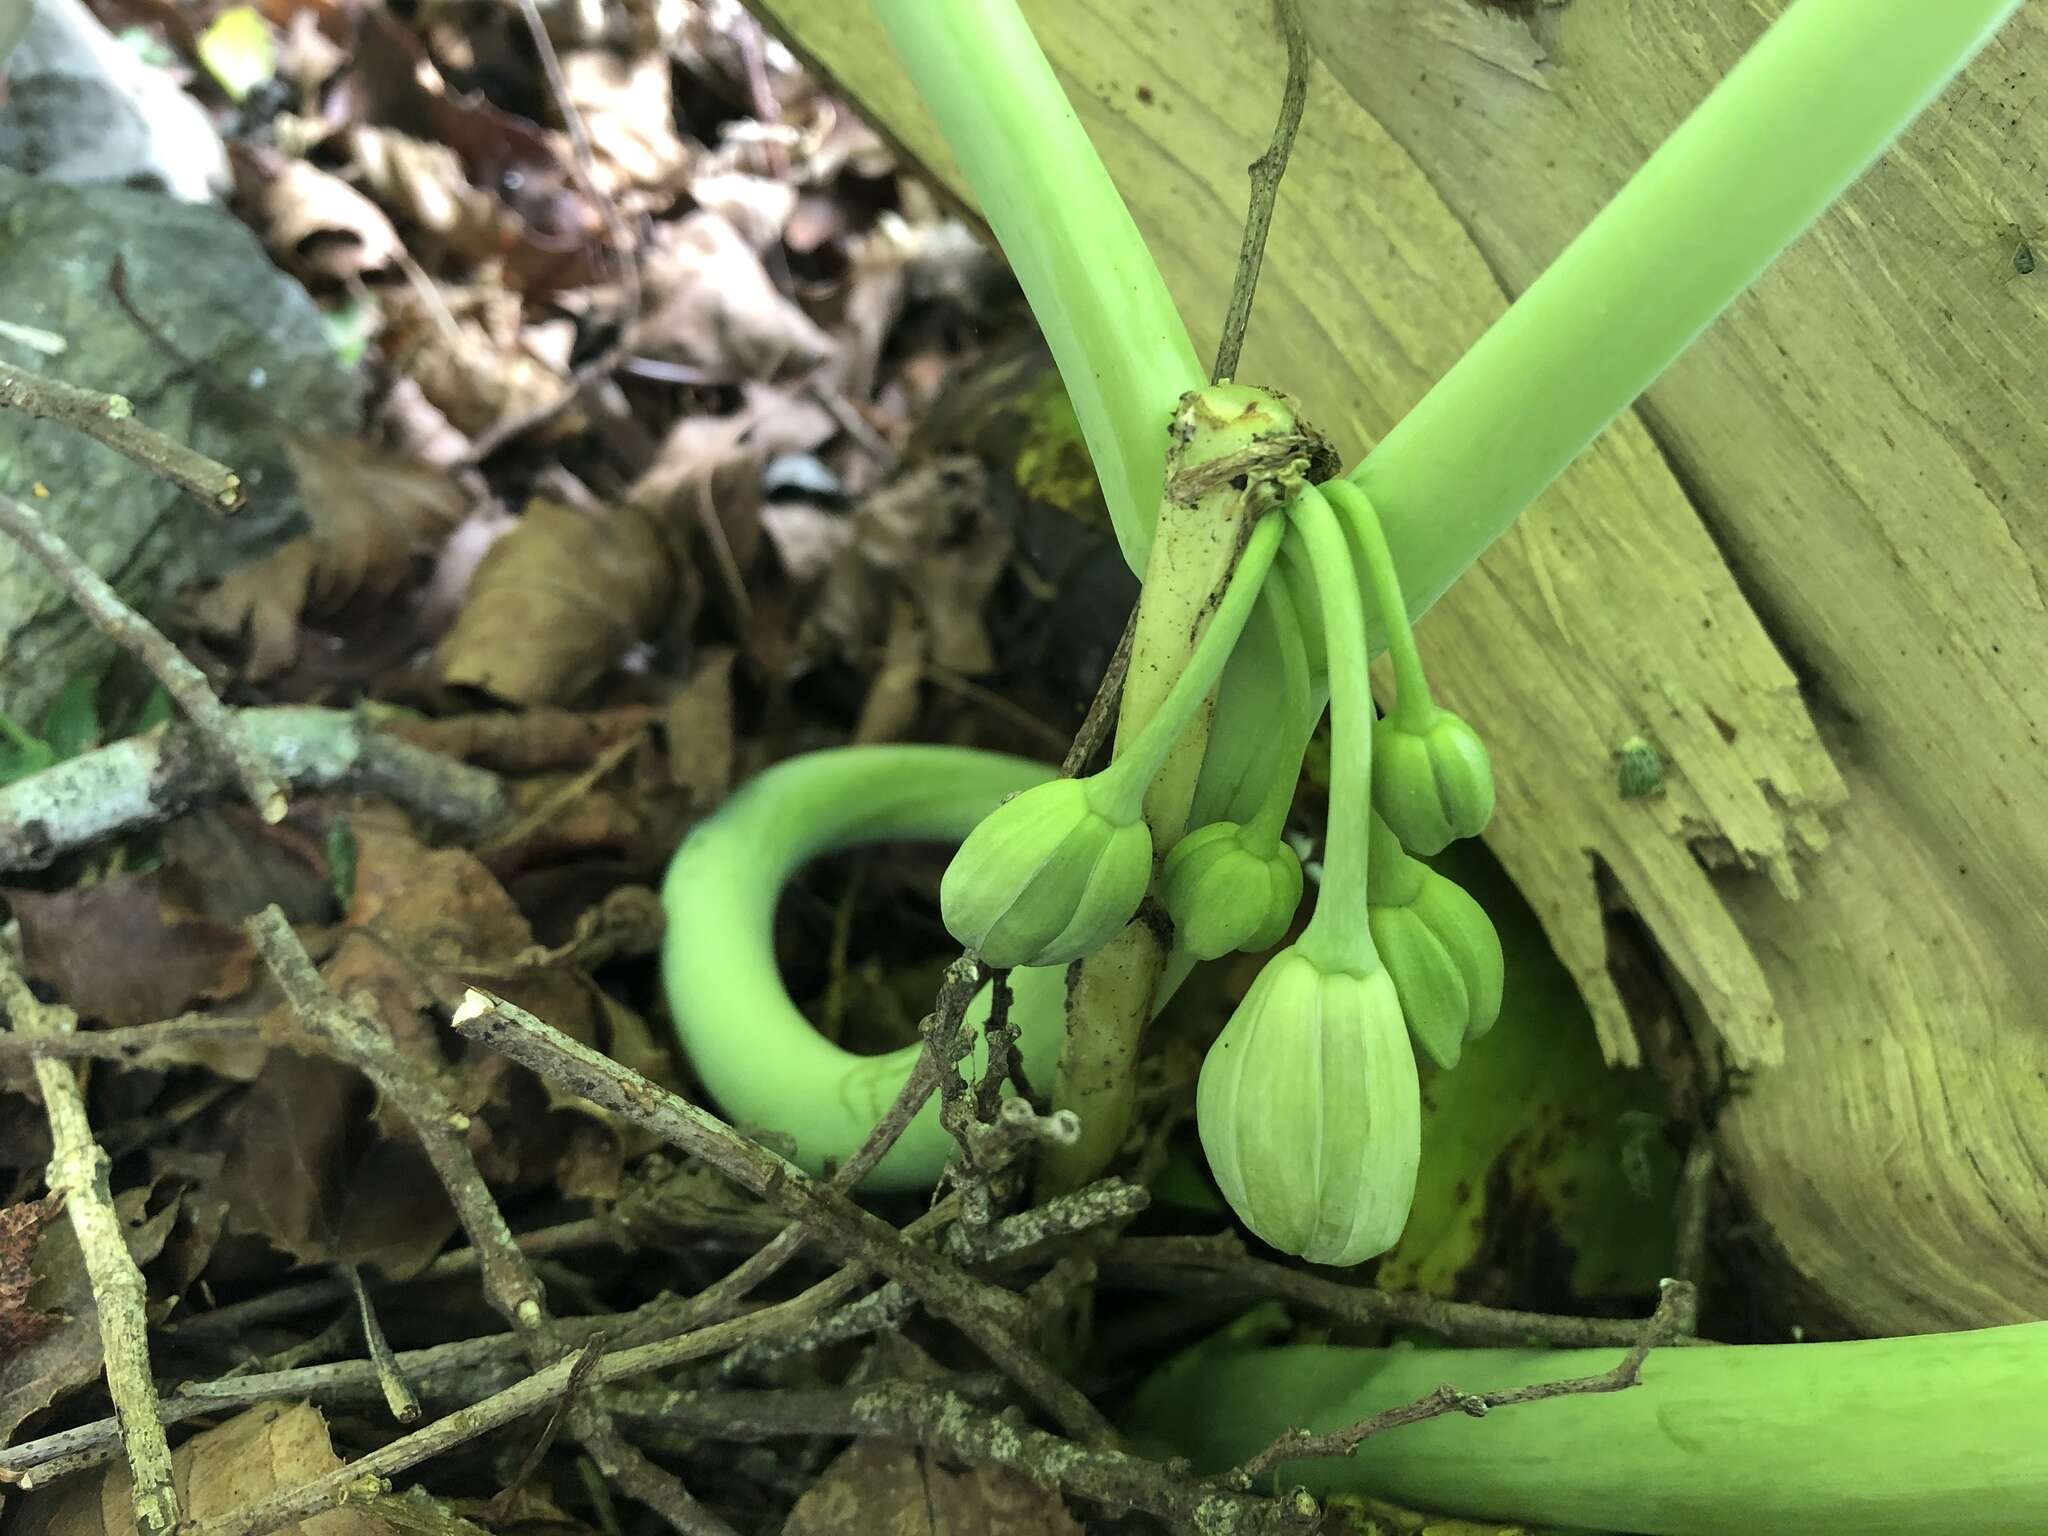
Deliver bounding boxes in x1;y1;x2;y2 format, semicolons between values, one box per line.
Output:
871;0;1202;571
1239;577;1312;850
1323;478;1431;734
1085;513;1285;824
1353;0;2023;622
1285;485;1378;975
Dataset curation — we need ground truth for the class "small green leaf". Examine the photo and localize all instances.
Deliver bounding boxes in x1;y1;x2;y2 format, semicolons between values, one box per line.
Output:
0;711;56;787
134;686;176;734
39;671;102;762
326;816;359;909
197;6;277;102
322;295;381;367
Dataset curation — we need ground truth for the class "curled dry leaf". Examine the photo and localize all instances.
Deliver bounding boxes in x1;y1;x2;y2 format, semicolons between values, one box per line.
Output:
562;47;696;205
232;143;402;284
637;210;834;381
383;285;581;442
348;124;512;268
187;433;471;680
10;1400;389;1536
690;168;798;250
357;9;601;293
433;497;678;706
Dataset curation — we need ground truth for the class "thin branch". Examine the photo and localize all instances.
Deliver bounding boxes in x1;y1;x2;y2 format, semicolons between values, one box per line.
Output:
1671;1139;1716;1326
0;949;180;1536
1212;0;1312;383
451;988;1119;1447
345;1265;421;1424
245;910;732;1536
1100;1235;1704;1349
0;357;244;510
0;705;509;873
1060;605;1138;778
0;1013;265;1066
1219;1279;1696;1489
0;494;286;822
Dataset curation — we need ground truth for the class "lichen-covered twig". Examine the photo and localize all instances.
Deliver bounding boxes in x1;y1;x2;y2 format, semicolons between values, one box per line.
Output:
0;357;244;509
0;1012;265;1066
345;1264;421;1424
0;706;509;872
0;947;180;1536
0;493;286;822
1211;0;1311;383
1218;1279;1695;1490
451;988;1119;1447
245;910;732;1536
1100;1235;1697;1350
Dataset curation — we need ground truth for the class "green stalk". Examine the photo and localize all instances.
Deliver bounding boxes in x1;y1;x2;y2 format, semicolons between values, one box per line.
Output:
1354;0;2022;620
1125;1323;2048;1535
872;0;1202;570
1285;486;1376;976
1323;479;1430;732
1240;580;1310;848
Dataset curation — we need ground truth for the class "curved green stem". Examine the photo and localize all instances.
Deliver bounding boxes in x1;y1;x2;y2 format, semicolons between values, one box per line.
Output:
1322;478;1431;733
872;0;1202;571
1286;486;1376;976
1241;579;1310;849
1351;0;2022;621
1088;514;1284;823
1125;1322;2048;1535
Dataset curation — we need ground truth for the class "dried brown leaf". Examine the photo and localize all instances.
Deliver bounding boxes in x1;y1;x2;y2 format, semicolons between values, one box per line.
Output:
386;291;581;443
662;647;736;806
782;1440;1083;1536
348;125;509;265
637;210;833;381
233;145;402;284
433;497;677;706
187;434;470;680
10;1400;389;1536
689;169;796;251
0;1189;175;1447
6;875;256;1028
562;48;696;204
0;1195;62;1354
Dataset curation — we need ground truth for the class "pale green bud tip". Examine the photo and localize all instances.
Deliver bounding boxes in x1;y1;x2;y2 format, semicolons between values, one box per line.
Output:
939;777;1151;969
1160;821;1304;962
1196;947;1421;1266
1370;867;1503;1071
1372;708;1495;856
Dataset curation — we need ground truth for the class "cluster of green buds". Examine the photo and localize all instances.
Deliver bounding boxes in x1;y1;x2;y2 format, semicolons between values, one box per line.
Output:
938;387;1503;1267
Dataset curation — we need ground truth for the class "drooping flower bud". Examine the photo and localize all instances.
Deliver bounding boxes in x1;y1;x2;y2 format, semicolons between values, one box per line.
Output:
1370;870;1503;1070
1196;947;1421;1266
939;777;1152;969
1159;820;1303;961
1371;706;1495;856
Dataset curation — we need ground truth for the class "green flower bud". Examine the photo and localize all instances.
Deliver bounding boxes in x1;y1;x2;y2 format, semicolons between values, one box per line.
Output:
1196;947;1420;1266
1372;707;1495;856
1369;866;1503;1071
939;777;1152;969
1159;821;1304;961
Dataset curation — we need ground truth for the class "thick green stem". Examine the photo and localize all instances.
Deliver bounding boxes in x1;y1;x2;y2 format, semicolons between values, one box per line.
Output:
872;0;1201;570
1089;515;1283;823
1241;580;1310;848
1125;1323;2048;1535
1352;0;2022;620
1286;487;1376;976
1323;479;1430;733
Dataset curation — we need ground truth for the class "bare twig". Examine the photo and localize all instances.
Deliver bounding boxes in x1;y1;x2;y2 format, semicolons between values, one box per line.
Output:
451;988;1119;1447
1060;605;1138;779
345;1265;421;1424
611;1381;1318;1536
0;1012;265;1066
0;493;285;822
1100;1235;1703;1350
245;910;732;1536
1671;1139;1717;1325
1219;1279;1696;1489
0;705;509;873
0;949;179;1536
0;357;244;509
1212;0;1312;383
